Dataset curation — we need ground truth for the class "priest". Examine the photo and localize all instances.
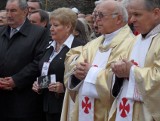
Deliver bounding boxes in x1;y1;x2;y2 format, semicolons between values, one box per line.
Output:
110;0;160;120
62;1;135;121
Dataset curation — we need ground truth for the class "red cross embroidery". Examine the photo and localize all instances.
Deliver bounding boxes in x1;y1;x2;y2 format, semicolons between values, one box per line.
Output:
119;97;130;118
82;96;91;114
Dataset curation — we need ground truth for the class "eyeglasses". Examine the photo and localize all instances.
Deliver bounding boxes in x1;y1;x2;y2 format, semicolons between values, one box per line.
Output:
95;12;118;19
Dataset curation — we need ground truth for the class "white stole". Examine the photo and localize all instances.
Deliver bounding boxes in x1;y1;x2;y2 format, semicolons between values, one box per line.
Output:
67;96;75;121
79;48;112;121
115;34;156;121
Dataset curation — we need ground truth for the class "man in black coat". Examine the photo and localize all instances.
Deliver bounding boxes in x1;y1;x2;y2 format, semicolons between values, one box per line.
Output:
0;0;49;121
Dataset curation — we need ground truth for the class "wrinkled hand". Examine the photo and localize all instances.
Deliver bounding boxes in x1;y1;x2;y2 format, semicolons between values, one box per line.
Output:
32;80;41;93
48;82;64;93
73;59;91;80
111;59;133;78
0;77;15;90
0;78;10;90
5;77;15;88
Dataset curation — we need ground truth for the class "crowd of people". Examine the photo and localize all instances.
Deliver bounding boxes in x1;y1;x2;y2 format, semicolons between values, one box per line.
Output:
0;0;159;121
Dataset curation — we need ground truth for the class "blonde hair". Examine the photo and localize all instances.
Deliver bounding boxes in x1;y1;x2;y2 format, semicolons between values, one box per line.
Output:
50;7;77;33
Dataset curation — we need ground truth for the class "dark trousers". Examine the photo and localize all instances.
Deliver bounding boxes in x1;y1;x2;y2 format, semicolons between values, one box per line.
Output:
46;113;61;121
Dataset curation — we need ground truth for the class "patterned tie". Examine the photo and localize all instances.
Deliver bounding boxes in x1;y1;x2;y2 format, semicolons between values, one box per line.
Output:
10;28;18;38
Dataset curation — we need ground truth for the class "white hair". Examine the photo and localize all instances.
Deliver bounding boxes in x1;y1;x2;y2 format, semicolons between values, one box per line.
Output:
114;2;128;22
95;0;107;6
121;0;130;8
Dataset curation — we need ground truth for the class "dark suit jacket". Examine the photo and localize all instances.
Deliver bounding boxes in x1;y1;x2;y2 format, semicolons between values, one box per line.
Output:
0;19;49;118
38;38;85;114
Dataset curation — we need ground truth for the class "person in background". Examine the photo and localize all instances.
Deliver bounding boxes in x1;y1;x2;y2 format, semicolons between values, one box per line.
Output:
121;0;139;35
73;19;89;43
27;0;42;16
90;4;101;39
0;10;7;26
78;17;92;41
28;9;51;52
85;14;94;33
78;13;86;18
0;0;49;121
110;0;160;120
63;0;135;121
28;9;49;28
71;7;79;15
32;7;86;121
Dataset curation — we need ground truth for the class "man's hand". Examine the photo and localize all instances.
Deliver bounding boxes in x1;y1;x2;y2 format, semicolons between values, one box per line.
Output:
4;77;15;88
48;82;64;93
111;59;133;78
0;77;13;90
73;59;91;80
32;80;41;93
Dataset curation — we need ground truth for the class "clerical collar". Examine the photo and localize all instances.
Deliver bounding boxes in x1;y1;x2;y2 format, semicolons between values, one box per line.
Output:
103;28;121;46
143;24;160;39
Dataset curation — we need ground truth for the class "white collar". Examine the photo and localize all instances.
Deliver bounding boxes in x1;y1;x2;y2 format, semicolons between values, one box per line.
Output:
63;34;74;49
48;34;74;49
10;19;26;31
145;24;160;39
103;28;121;46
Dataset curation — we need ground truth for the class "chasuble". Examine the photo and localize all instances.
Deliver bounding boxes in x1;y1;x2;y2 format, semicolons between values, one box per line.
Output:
109;25;160;121
62;25;135;121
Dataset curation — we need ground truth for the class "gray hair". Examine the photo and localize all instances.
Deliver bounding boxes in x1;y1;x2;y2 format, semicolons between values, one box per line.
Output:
128;0;160;11
7;0;28;10
114;2;128;22
121;0;130;8
144;0;160;11
78;18;92;41
95;0;107;6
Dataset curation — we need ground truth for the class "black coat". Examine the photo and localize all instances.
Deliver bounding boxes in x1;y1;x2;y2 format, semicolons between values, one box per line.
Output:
0;19;49;118
38;38;85;114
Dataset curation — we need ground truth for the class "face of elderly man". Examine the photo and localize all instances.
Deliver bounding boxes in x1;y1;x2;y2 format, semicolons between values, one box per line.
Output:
6;0;28;28
129;0;160;34
96;1;122;34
